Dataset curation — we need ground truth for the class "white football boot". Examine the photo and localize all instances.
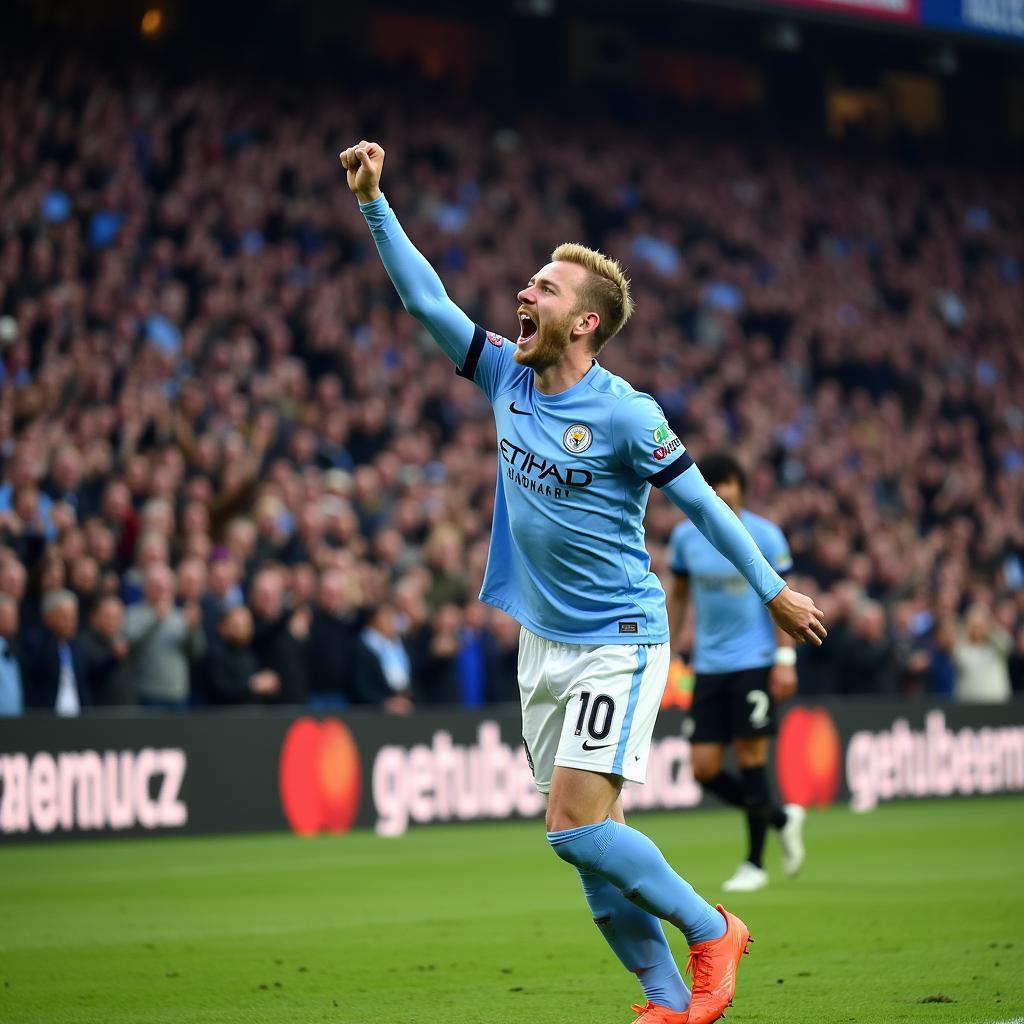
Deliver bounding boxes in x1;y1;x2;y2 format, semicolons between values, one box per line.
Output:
721;861;768;892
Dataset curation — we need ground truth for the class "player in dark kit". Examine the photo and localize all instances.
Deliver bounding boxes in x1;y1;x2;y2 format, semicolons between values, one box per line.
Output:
668;452;806;892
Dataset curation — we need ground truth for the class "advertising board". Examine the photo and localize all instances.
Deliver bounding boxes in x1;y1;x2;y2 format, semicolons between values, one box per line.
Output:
2;701;1022;843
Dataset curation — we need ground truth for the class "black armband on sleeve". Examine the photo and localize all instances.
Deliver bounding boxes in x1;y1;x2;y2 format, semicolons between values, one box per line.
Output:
646;452;694;488
455;325;486;381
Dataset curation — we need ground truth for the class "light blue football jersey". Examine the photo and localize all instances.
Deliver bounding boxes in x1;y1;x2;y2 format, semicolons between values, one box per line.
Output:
669;511;793;673
360;193;784;647
457;326;693;644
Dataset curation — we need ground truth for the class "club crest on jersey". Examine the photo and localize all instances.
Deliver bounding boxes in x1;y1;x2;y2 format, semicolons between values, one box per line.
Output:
485;331;503;347
563;424;593;454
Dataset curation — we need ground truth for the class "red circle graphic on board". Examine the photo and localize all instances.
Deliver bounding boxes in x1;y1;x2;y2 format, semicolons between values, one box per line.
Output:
279;717;361;835
776;706;841;808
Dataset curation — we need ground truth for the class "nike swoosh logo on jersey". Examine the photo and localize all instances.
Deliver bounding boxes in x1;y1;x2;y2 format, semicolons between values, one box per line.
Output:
581;740;613;751
509;402;532;415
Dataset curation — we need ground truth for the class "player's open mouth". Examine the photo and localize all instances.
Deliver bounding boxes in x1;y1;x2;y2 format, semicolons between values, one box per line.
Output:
517;312;538;345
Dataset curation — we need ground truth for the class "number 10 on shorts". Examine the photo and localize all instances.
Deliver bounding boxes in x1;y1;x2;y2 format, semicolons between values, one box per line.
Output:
574;691;616;740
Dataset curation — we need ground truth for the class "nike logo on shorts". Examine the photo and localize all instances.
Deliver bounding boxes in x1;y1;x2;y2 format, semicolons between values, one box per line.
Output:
581;740;613;751
509;402;532;415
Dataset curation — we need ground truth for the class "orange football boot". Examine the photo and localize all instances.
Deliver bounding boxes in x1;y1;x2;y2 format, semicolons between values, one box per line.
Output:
683;905;752;1024
628;1001;688;1023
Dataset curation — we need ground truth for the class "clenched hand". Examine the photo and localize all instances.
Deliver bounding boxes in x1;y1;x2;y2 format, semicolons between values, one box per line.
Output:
339;140;385;204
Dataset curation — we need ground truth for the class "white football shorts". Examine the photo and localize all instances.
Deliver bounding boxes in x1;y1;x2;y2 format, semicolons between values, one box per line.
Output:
518;627;671;794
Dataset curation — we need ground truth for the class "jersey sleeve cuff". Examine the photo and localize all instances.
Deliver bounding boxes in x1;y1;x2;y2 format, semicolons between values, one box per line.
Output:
357;194;388;212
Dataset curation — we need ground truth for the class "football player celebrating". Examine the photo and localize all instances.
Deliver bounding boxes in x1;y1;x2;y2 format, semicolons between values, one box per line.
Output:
340;141;825;1024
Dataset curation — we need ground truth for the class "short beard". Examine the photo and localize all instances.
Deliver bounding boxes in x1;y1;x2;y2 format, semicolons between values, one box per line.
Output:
514;310;574;371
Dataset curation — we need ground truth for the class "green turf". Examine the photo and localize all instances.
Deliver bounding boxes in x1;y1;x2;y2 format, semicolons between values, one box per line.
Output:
2;797;1022;1024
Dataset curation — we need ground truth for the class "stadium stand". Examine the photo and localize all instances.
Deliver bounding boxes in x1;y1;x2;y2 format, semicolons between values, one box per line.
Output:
0;54;1022;712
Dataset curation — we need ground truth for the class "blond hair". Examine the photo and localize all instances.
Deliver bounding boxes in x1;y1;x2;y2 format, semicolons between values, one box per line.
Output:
551;242;634;354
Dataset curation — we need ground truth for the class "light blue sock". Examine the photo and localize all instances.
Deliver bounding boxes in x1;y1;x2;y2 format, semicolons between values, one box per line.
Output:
578;870;690;1012
547;820;726;946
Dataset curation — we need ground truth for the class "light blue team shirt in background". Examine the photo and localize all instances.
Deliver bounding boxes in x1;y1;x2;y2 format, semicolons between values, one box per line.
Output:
360;194;785;646
670;511;793;674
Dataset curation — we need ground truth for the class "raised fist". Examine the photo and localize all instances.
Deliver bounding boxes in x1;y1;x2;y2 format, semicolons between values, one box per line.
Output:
339;140;385;204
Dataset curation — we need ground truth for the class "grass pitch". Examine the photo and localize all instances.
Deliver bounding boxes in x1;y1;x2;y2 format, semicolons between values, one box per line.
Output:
2;797;1022;1024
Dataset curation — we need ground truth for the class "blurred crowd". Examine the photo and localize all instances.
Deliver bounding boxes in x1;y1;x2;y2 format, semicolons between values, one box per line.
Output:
0;57;1022;715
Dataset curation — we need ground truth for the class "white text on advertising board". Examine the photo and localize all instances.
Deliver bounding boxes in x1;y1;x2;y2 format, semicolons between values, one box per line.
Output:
371;722;701;836
0;748;188;835
846;711;1024;812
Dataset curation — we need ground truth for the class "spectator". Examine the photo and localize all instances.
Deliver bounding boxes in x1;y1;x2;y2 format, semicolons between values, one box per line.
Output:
203;556;244;633
0;451;54;536
410;603;463;705
205;605;280;704
837;601;900;696
289;563;318;609
27;589;90;715
252;497;291;567
455;602;490;708
1010;627;1024;696
121;530;171;606
123;564;205;709
225;518;258;576
80;594;133;707
424;525;469;610
176;556;209;610
0;556;27;604
0;487;48;569
82;519;118;584
68;555;102;611
926;617;958;699
954;603;1013;703
306;568;357;710
0;592;24;715
248;566;309;705
283;503;326;566
358;603;414;714
44;445;85;513
101;481;138;567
